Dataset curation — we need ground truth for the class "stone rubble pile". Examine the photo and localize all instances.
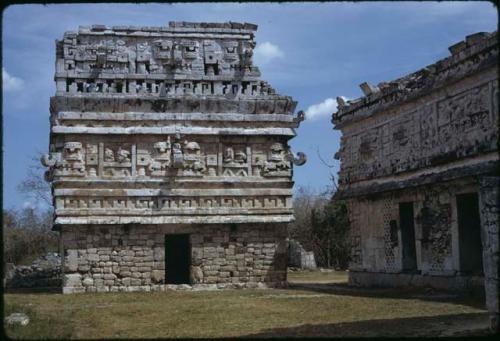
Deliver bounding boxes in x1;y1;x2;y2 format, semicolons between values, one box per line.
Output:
4;253;62;288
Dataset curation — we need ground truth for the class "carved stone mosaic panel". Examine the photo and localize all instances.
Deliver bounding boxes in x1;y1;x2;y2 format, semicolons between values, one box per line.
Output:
336;80;497;184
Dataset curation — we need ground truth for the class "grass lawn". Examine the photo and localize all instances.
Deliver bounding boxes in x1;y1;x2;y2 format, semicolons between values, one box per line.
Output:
3;270;491;338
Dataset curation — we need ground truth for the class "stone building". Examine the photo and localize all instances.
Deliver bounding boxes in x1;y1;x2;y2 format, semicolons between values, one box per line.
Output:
332;32;498;328
42;22;305;293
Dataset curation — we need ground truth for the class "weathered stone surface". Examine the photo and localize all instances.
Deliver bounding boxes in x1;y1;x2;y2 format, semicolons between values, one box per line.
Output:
82;277;94;286
64;274;82;287
57;224;287;291
66;250;78;272
190;266;204;284
478;176;500;332
332;31;498;330
333;31;498;195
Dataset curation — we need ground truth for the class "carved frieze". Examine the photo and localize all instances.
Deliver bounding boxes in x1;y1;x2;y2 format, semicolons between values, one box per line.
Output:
182;141;206;176
57;195;290;211
262;143;291;177
222;145;248;176
86;144;98;177
42;142;85;180
44;139;302;180
61;142;85;176
335;80;497;184
58;29;260;82
102;145;132;178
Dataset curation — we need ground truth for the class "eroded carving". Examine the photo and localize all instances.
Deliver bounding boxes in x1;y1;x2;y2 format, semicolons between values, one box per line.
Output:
182;141;206;176
103;145;131;178
262;143;291;177
222;146;248;176
148;139;172;176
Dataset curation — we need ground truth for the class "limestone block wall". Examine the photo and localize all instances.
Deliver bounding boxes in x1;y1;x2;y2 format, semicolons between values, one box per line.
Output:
61;223;287;293
346;178;478;276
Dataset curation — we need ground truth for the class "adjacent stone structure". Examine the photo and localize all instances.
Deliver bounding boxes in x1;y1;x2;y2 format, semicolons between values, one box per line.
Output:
332;32;498;330
42;22;305;293
287;239;317;270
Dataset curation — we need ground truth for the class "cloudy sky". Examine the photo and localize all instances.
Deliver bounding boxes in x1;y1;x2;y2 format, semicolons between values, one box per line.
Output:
2;2;497;210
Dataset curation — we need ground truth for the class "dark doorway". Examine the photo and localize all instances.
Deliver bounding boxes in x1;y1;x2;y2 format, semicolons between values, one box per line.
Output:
456;193;483;275
165;234;191;284
399;202;418;272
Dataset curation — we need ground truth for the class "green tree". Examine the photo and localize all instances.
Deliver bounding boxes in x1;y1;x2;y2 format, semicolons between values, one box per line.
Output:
289;183;351;269
3;153;57;265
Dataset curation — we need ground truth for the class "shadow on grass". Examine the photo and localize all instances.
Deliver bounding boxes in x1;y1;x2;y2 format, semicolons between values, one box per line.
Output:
242;312;491;338
4;286;62;294
286;282;486;310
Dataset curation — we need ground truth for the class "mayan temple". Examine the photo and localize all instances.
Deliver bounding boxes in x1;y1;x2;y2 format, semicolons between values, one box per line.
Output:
42;22;305;293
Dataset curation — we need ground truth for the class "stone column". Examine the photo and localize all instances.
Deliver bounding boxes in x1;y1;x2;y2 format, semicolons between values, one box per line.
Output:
478;176;499;332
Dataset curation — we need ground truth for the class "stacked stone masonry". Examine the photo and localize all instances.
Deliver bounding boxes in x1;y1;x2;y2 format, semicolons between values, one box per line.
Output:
43;22;305;293
62;224;287;293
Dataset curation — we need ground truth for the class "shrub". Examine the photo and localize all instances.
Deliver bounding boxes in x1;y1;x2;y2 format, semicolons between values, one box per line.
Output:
3;208;58;265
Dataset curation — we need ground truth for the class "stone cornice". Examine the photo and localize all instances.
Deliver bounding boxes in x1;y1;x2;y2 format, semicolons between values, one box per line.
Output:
57;111;296;122
51;125;297;136
55;214;293;225
53;112;302;131
73;22;258;36
52;177;293;187
50;96;299;116
335;158;499;200
53;187;293;197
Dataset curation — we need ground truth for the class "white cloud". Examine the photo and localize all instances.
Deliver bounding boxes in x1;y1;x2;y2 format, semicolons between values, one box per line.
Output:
305;97;342;121
254;41;284;64
3;68;24;91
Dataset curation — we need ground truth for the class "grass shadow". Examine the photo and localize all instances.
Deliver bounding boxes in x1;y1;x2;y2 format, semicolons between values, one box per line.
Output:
3;286;62;294
242;312;492;338
285;281;486;310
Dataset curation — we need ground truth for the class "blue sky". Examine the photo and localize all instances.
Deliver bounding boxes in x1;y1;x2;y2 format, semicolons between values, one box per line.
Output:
2;2;497;210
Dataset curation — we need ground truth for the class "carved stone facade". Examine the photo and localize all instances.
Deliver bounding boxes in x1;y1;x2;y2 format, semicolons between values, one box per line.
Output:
332;32;498;330
43;22;305;293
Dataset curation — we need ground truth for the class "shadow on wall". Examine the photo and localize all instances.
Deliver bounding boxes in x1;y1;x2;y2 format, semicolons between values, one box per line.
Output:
286;282;486;310
241;312;491;338
263;236;288;284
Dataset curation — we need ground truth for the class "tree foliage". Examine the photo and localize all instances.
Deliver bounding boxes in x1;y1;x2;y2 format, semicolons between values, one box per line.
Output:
3;208;58;265
3;153;56;265
289;186;350;269
17;153;52;206
310;200;350;269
